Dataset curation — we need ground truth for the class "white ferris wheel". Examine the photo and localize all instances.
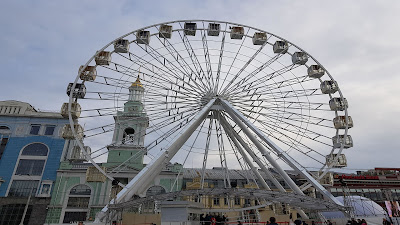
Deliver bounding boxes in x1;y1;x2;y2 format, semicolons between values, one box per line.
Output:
63;20;353;220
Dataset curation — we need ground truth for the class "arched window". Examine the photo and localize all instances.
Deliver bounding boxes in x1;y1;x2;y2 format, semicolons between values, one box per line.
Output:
0;126;11;134
64;184;91;222
22;143;48;156
146;185;166;196
70;184;91;195
14;143;48;176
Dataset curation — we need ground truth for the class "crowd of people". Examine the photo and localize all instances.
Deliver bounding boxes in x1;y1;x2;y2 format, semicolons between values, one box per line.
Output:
200;214;228;225
345;218;368;225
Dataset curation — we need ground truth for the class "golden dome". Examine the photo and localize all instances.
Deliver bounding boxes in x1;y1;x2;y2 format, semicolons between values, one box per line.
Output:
131;75;143;88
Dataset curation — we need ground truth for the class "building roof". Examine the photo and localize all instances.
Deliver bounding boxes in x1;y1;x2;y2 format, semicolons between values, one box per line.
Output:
0;100;63;118
182;167;281;180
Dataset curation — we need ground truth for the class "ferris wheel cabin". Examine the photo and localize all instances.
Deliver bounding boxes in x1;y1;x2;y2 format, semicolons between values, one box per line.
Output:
67;83;86;99
329;98;348;111
320;80;338;94
253;32;267;45
230;26;244;39
136;30;150;45
184;22;197;36
79;65;97;82
307;65;325;79
332;135;353;148
114;39;130;53
70;145;91;162
273;41;288;53
292;52;308;65
326;154;348;167
159;24;172;39
208;23;220;36
61;124;84;140
95;51;111;66
333;116;354;129
61;102;81;119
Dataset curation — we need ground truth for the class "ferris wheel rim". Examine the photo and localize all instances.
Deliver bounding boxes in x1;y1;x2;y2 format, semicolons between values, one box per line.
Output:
67;19;351;185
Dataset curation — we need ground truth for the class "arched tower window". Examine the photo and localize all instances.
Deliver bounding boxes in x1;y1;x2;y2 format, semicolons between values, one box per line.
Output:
122;127;135;144
146;185;166;196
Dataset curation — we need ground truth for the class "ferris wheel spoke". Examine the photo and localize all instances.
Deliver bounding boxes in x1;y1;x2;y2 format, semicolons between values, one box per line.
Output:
170;23;211;91
105;59;202;97
200;21;215;90
102;62;173;92
218;26;251;94
153;31;210;92
214;112;231;188
125;43;207;96
234;103;333;129
249;117;327;163
230;88;321;102
231;99;331;113
140;35;210;95
170;119;207;192
214;23;228;94
147;107;200;131
224;131;253;185
227;64;301;97
221;46;283;96
200;118;213;189
240;112;332;156
255;117;332;147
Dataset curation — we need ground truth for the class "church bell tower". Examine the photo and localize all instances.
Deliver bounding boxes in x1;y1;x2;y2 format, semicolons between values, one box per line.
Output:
106;76;148;169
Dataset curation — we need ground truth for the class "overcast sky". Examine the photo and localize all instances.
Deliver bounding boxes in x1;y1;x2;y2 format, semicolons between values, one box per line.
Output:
1;0;399;171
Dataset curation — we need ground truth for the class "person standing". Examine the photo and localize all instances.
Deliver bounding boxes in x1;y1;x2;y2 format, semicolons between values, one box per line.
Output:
269;217;279;225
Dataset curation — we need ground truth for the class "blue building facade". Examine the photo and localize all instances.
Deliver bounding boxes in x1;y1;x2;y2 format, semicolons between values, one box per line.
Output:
0;100;69;225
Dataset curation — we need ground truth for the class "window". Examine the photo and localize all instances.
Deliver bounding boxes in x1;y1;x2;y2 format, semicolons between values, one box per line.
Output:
0;136;9;160
234;197;241;205
22;143;48;156
0;126;10;160
224;197;229;205
44;125;56;135
8;180;39;197
63;212;87;224
245;199;251;205
15;159;45;175
70;184;91;195
122;127;135;144
67;197;90;208
213;197;220;206
30;124;41;135
0;204;32;225
41;184;51;195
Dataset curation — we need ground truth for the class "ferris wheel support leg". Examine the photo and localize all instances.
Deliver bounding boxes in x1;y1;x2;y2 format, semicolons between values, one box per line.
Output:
219;113;309;219
95;99;216;222
219;116;270;190
221;99;343;207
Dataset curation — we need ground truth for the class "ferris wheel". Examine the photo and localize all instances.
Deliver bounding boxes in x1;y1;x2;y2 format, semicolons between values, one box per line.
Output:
63;20;353;219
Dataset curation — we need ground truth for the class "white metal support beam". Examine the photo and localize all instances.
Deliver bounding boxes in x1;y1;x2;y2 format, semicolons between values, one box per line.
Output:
221;99;343;206
220;113;309;219
219;115;270;190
